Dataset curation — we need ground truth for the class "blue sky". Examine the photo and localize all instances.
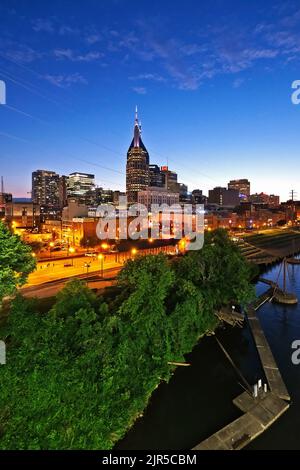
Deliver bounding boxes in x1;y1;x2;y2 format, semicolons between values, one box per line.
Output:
0;0;300;199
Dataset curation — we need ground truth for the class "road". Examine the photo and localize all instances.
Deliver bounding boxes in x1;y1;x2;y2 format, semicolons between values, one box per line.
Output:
27;253;123;286
22;266;121;298
22;245;177;298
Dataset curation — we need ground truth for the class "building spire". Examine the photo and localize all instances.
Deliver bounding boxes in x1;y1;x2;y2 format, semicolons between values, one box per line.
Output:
133;105;140;147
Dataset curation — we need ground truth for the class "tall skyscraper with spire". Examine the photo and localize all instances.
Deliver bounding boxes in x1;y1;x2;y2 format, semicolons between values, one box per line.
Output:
126;107;150;203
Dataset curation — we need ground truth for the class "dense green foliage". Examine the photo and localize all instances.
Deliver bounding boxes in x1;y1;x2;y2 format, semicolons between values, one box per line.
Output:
0;221;36;302
0;229;255;449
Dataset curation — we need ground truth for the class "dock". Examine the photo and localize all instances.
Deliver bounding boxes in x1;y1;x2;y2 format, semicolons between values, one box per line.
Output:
193;391;289;450
247;307;290;401
192;286;290;450
215;306;244;327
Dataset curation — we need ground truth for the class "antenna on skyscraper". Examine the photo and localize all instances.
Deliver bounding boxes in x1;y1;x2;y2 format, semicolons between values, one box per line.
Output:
1;176;4;194
290;189;297;201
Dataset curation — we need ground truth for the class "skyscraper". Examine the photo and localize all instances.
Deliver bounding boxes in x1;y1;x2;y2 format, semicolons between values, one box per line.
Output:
67;172;95;204
32;170;61;208
149;164;165;187
126;107;149;203
160;166;179;192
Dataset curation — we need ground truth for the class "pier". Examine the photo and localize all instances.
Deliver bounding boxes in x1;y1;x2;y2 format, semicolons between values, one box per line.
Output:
192;286;290;450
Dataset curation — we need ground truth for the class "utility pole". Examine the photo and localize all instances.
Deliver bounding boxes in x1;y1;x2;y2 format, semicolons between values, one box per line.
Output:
290;190;297;202
289;190;297;226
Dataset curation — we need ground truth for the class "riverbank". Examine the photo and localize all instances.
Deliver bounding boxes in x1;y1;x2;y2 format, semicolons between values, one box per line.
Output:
243;229;300;264
117;261;300;450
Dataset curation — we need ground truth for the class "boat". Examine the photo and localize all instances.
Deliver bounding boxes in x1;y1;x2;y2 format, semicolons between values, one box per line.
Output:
272;258;298;305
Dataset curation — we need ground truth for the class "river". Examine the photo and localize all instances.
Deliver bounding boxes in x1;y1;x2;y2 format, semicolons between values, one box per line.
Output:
116;261;300;450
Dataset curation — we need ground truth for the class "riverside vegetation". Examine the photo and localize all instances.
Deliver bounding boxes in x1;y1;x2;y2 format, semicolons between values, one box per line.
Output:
0;226;256;449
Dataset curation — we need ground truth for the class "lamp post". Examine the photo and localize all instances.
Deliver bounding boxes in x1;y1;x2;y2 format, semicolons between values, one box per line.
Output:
49;241;54;258
69;246;75;266
98;253;104;278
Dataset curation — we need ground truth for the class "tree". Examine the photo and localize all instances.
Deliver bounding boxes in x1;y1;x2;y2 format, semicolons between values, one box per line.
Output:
0;231;256;450
0;222;36;302
80;235;99;248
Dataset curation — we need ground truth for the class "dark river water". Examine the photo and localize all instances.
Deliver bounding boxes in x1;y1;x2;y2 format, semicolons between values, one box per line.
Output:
116;261;300;450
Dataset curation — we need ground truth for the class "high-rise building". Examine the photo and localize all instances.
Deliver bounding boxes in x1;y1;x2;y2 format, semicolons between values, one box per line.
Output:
67;172;95;203
160;166;179;192
59;175;67;208
149;164;165;187
228;179;250;200
126;107;149;203
208;187;240;207
32;170;61;208
67;172;95;197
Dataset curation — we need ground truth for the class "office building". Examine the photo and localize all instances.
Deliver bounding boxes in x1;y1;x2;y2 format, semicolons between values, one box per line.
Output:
67;172;95;203
208;187;240;207
32;170;61;208
126;108;150;203
228;179;250;200
149;164;165;187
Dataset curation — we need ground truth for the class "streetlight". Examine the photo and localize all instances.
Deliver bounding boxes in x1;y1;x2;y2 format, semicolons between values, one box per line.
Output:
84;262;90;275
49;241;54;258
131;248;137;258
69;246;75;266
98;253;104;278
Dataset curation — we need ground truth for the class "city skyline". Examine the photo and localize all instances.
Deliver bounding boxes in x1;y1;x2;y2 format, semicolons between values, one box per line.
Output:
0;105;294;203
1;0;300;199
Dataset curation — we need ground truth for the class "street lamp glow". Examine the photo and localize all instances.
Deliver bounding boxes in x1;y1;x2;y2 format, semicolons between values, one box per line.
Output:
69;247;75;254
101;243;109;250
131;248;137;256
98;253;104;260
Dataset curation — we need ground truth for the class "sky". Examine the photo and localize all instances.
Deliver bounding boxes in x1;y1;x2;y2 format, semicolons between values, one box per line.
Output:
0;0;300;200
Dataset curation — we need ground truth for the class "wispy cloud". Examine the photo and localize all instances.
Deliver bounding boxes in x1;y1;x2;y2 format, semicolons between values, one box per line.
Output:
43;73;88;87
85;34;101;44
5;45;43;63
32;18;79;35
59;25;80;35
132;86;147;94
129;73;166;82
32;18;54;33
233;77;245;88
53;49;103;62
